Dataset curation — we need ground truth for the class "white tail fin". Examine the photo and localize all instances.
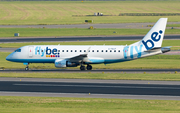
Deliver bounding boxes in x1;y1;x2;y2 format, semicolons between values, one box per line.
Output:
130;18;168;50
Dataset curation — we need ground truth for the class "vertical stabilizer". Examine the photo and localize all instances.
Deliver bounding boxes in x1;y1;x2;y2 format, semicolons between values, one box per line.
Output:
130;18;168;50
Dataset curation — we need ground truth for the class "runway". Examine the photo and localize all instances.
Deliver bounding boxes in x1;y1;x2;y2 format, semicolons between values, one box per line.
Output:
1;35;180;43
1;69;180;73
0;78;180;100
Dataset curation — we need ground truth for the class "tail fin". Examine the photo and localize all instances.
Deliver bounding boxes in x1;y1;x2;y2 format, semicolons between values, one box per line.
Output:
130;18;168;50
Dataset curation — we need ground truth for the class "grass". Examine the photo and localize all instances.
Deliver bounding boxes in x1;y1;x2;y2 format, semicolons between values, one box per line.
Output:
0;1;180;25
167;24;180;27
0;28;180;38
1;40;180;50
1;72;180;81
0;96;180;113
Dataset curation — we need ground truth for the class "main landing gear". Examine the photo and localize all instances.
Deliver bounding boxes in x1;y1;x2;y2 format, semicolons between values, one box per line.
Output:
80;64;92;71
87;65;92;70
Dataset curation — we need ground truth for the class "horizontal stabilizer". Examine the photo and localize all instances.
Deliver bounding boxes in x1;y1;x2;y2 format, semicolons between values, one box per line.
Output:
144;46;171;53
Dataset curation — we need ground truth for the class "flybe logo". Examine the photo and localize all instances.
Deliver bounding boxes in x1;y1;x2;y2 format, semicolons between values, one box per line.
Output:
142;30;163;50
35;47;60;57
123;45;143;59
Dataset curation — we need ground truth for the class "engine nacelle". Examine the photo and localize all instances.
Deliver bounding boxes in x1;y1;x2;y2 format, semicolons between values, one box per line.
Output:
55;59;79;68
55;59;67;68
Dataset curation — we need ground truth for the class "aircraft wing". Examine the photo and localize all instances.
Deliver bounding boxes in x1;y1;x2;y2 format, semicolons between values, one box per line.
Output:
67;47;91;63
68;54;87;61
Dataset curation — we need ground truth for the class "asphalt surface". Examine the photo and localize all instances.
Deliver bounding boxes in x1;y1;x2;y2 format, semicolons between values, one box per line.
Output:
0;78;180;100
1;35;180;43
0;22;180;28
1;69;180;73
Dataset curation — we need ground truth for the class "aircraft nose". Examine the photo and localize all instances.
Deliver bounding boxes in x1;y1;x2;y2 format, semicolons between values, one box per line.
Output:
6;54;12;61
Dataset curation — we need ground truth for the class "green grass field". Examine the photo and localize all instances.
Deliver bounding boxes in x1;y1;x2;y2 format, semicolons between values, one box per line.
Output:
0;96;180;113
167;24;180;27
0;28;180;37
1;72;180;81
0;1;180;25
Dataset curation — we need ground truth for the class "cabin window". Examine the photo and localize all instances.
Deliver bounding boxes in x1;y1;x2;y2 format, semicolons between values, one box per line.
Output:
15;49;21;52
66;50;68;52
97;50;99;52
88;50;90;52
102;50;103;52
58;50;60;52
75;50;77;52
114;50;116;52
41;50;43;52
80;50;82;52
62;50;64;52
71;50;73;52
92;50;94;52
84;50;86;52
106;50;108;52
118;50;120;52
110;50;112;52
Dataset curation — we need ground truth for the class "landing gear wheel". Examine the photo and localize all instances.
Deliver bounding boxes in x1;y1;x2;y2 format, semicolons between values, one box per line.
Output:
25;66;29;71
87;65;92;70
80;66;86;71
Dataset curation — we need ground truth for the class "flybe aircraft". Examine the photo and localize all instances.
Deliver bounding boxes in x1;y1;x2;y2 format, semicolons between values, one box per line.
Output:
6;18;170;71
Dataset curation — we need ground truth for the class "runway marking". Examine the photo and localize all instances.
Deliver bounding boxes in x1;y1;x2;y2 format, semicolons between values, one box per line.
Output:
13;84;180;89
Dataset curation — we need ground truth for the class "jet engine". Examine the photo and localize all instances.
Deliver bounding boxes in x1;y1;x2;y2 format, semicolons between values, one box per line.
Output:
55;59;79;68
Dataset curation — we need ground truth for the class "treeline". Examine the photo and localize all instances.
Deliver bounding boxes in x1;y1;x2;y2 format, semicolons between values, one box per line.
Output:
73;13;180;17
119;13;180;16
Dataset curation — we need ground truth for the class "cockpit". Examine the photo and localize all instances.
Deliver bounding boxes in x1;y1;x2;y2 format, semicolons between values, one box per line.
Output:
14;49;21;52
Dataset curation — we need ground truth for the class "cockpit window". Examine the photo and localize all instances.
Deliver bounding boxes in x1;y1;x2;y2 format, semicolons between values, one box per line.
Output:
15;49;21;52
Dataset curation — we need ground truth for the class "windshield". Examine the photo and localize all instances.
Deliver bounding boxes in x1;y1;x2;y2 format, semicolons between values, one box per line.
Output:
15;49;21;52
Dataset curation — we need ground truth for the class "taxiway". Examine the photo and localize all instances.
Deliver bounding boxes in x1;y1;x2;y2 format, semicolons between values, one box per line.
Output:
0;78;180;100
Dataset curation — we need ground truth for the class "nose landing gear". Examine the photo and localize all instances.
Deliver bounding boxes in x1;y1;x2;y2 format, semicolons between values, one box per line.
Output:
24;63;29;71
25;66;29;71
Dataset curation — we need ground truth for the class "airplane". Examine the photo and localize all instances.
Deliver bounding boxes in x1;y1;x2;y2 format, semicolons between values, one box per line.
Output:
6;18;170;71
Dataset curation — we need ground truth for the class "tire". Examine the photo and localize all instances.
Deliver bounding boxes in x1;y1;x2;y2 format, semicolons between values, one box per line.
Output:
87;65;92;70
80;66;85;71
25;67;29;71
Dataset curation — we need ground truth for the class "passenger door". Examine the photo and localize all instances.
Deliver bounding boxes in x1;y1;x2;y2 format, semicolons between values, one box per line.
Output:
29;46;33;57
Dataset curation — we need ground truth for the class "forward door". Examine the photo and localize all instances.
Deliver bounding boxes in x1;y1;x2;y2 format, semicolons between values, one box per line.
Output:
28;46;33;57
